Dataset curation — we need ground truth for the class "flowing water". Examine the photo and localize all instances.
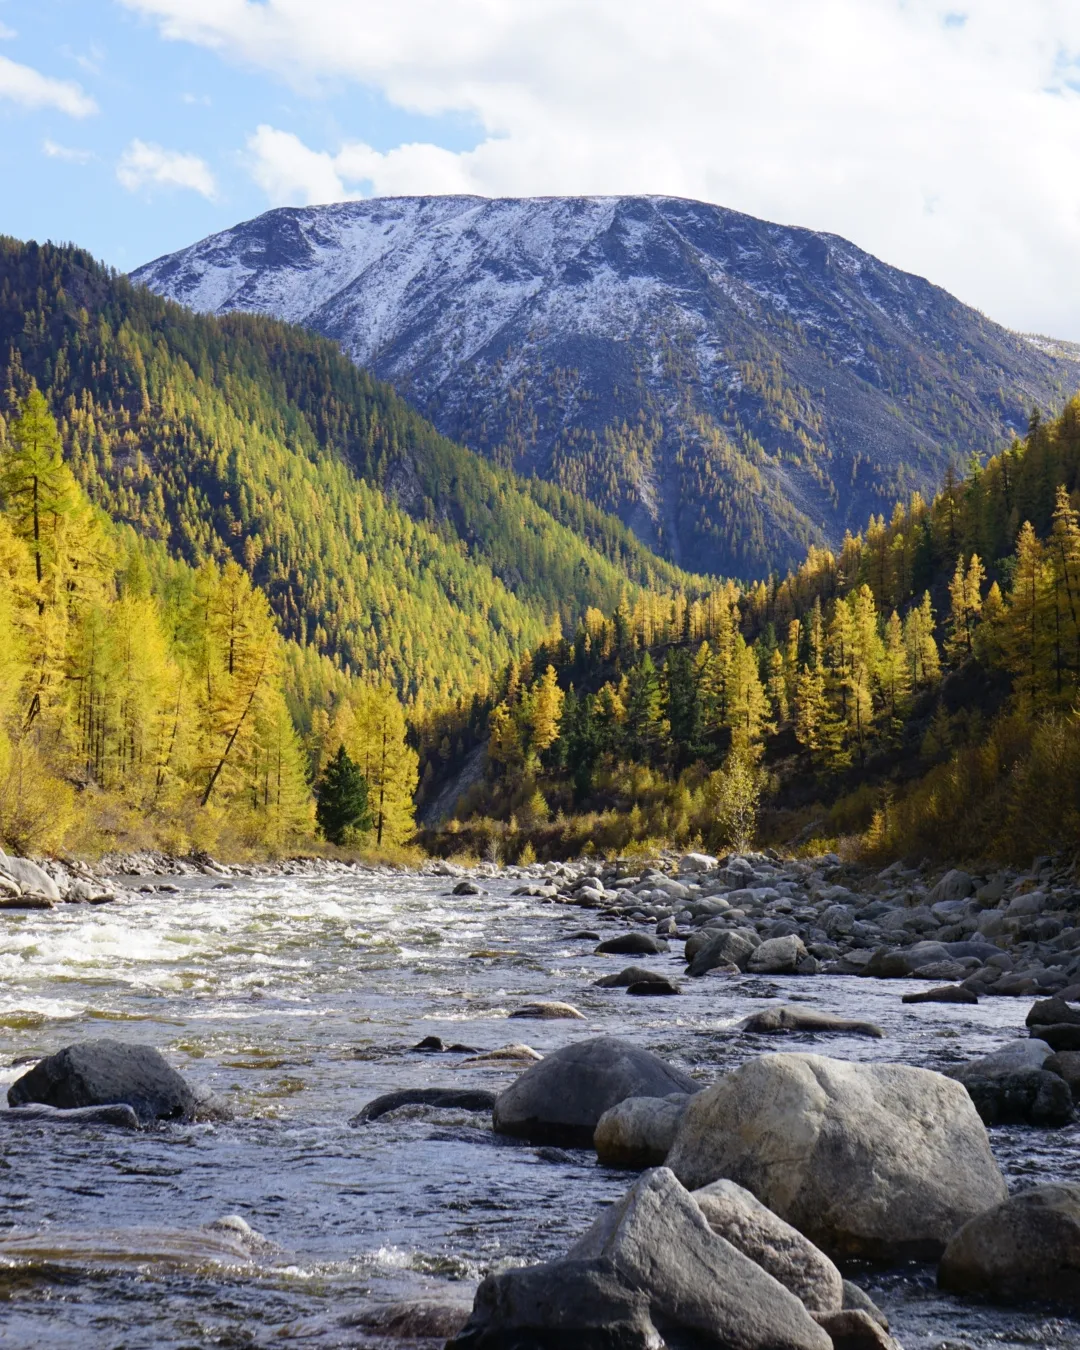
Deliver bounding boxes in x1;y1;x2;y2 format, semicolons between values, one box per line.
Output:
0;870;1077;1349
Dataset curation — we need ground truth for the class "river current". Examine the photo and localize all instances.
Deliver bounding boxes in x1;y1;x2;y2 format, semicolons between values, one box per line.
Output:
0;870;1077;1349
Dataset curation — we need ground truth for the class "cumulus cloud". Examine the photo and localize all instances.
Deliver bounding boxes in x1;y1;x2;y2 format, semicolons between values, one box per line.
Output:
0;52;97;117
117;138;216;197
119;0;1080;335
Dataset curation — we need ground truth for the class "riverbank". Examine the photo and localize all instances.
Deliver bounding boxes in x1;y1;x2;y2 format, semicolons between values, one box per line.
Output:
1;861;1079;1347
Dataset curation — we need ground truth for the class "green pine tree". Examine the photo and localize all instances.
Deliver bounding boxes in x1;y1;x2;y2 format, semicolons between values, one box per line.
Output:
315;744;373;845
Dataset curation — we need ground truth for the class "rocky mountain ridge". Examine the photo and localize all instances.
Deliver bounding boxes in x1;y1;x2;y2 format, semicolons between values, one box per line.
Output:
134;194;1080;575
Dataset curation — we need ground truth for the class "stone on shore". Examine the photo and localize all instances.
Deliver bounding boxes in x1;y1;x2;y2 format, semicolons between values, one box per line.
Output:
0;854;61;902
692;1179;843;1314
1046;1051;1080;1099
665;1052;1007;1261
939;1183;1080;1308
493;1036;697;1146
7;1040;223;1126
687;928;759;976
740;1007;883;1038
594;1093;689;1168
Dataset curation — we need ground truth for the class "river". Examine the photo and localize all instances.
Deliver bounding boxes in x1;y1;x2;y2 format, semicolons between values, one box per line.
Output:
0;870;1077;1348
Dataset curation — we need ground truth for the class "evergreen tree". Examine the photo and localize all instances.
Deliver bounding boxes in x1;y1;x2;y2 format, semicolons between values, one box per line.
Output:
315;744;373;845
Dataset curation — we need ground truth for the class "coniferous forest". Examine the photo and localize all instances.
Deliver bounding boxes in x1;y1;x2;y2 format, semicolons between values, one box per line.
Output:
1;233;1079;863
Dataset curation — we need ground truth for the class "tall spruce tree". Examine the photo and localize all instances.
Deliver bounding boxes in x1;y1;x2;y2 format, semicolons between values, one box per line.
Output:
316;745;373;844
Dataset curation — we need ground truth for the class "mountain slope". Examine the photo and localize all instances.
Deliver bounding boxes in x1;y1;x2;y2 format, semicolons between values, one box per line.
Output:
0;236;700;706
133;194;1080;576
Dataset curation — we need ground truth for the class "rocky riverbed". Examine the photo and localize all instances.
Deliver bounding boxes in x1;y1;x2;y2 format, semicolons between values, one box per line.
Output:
1;848;1079;1347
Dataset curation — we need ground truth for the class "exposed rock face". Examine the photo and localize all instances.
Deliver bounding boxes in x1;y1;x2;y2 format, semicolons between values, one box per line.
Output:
493;1036;698;1146
665;1053;1007;1261
692;1179;843;1314
133;195;1074;577
594;1094;689;1168
7;1041;220;1126
939;1183;1080;1308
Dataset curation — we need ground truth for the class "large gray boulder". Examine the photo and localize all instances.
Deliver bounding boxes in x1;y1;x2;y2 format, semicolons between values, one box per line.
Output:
939;1183;1080;1308
692;1179;843;1314
567;1168;831;1350
0;855;61;902
594;1094;689;1168
665;1053;1007;1261
7;1040;223;1126
687;927;758;976
746;935;807;975
493;1036;698;1146
928;869;974;903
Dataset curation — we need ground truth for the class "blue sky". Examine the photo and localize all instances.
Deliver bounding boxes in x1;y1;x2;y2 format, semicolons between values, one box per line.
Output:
3;1;1080;338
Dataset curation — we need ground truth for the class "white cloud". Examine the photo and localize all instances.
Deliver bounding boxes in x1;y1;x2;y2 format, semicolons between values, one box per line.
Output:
0;23;17;40
43;138;93;163
117;138;216;197
0;52;97;117
119;0;1080;336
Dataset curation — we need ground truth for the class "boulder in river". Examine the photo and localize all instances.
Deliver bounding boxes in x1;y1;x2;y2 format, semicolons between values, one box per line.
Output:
626;978;679;996
740;1007;883;1038
509;1001;585;1020
459;1044;542;1067
7;1040;222;1126
493;1035;698;1146
594;1093;689;1168
688;927;758;976
594;965;669;988
351;1087;498;1123
665;1052;1007;1261
813;1309;901;1350
595;932;668;956
692;1179;843;1314
947;1039;1076;1123
902;985;978;1005
939;1182;1080;1308
1046;1051;1080;1100
746;935;808;975
1026;995;1080;1028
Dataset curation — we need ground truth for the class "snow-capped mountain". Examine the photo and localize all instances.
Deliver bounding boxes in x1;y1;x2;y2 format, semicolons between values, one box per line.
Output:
133;195;1078;576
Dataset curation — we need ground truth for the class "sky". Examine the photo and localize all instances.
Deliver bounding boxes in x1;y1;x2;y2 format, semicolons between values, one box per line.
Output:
2;0;1080;338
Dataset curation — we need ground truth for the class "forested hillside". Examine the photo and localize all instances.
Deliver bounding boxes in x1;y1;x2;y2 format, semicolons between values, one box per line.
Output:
431;398;1080;864
0;237;700;710
135;194;1080;576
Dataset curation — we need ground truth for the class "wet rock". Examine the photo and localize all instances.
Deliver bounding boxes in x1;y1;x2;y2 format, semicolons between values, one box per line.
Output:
1026;995;1080;1028
740;1007;884;1038
594;1094;689;1167
493;1035;698;1146
959;1069;1074;1126
0;1215;281;1269
509;1001;586;1020
0;892;53;910
627;978;680;996
1032;1023;1080;1051
746;934;807;975
7;1040;219;1126
452;880;482;896
596;932;668;956
460;1044;542;1067
902;985;978;1004
688;927;759;976
594;965;668;988
352;1297;474;1341
665;1052;1007;1261
692;1178;843;1313
446;1256;659;1349
64;879;118;904
861;942;951;979
952;1038;1052;1077
412;1035;478;1053
939;1182;1080;1308
0;1102;140;1129
350;1087;497;1123
909;960;969;982
1045;1051;1080;1099
0;854;61;902
569;929;601;940
812;1309;900;1350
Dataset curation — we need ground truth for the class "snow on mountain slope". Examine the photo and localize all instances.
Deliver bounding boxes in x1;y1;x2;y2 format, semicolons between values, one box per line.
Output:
133;195;1080;576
